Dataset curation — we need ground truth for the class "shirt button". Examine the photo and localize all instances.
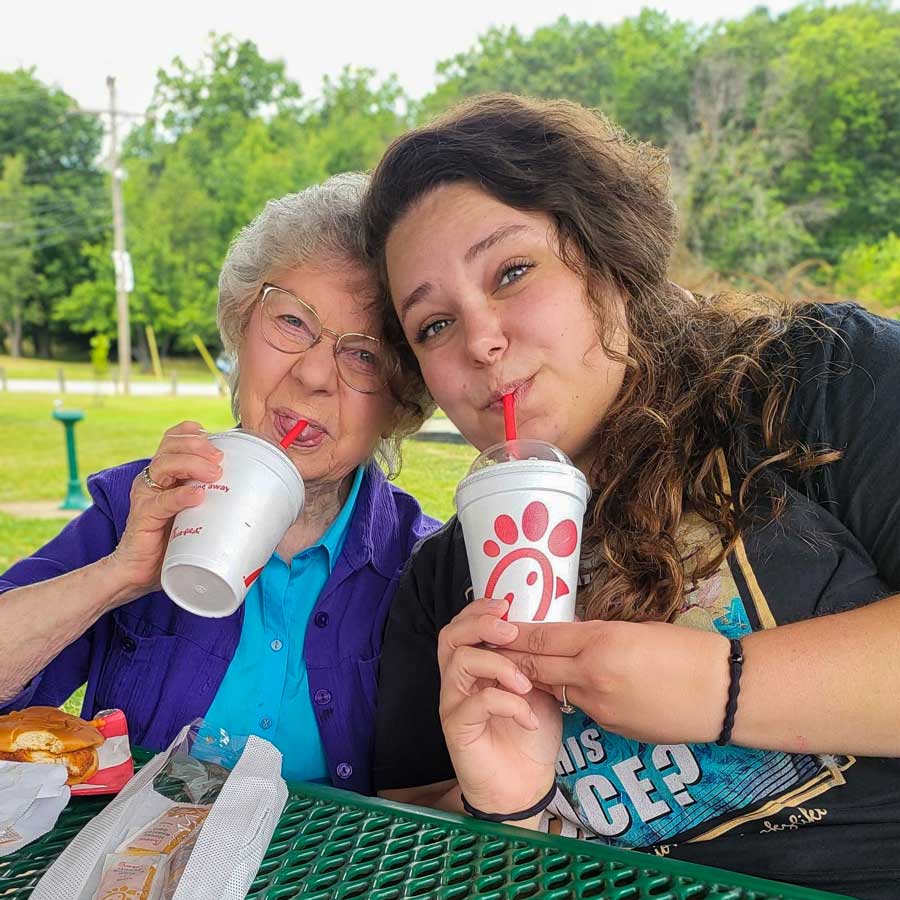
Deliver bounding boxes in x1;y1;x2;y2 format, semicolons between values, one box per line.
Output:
120;637;137;652
314;612;329;628
259;717;272;730
314;689;332;705
270;639;283;652
336;762;353;779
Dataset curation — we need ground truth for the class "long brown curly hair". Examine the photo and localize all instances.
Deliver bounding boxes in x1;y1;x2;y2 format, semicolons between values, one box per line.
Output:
363;93;838;623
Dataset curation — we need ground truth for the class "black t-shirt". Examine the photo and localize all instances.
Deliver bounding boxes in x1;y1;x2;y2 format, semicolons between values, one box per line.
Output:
374;303;900;900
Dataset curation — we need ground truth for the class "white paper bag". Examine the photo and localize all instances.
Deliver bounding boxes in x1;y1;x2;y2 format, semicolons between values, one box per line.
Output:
0;762;70;856
171;736;287;900
31;724;287;900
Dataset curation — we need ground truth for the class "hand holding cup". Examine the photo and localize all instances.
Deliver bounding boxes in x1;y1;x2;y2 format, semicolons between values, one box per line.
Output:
437;596;561;818
107;421;222;603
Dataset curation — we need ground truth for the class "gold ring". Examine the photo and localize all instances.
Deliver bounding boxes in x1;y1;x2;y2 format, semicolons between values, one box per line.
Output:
141;465;165;492
560;684;576;714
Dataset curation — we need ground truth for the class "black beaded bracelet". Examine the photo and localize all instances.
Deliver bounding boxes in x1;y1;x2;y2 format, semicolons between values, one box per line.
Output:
460;782;557;823
716;638;744;746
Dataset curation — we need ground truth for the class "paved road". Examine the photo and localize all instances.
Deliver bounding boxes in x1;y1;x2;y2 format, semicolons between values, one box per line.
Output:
414;416;465;443
4;377;223;397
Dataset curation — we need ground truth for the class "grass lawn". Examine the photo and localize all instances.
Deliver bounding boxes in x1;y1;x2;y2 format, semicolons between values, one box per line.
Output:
0;392;472;512
2;392;473;715
0;354;216;383
0;394;236;504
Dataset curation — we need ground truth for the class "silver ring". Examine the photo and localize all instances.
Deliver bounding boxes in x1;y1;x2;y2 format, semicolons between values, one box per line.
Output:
141;464;165;492
560;685;576;714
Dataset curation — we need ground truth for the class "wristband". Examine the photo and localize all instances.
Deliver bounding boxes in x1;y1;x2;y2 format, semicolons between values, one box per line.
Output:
460;782;557;823
715;638;744;746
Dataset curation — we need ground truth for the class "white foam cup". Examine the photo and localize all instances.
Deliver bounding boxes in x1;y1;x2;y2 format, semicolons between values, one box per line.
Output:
455;440;590;623
161;429;304;617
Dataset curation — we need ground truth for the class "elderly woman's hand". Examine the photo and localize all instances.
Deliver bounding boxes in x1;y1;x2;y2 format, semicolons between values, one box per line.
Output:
499;619;730;745
437;597;561;819
107;421;223;602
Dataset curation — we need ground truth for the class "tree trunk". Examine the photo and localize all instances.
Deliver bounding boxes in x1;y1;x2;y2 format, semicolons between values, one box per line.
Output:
134;323;151;373
6;311;23;357
33;326;52;359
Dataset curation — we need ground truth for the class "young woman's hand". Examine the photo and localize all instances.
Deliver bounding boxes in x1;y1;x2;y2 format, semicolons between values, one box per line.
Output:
498;619;730;745
106;421;223;603
437;597;561;818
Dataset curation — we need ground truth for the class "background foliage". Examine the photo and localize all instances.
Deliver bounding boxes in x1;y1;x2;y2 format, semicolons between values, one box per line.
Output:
1;2;898;365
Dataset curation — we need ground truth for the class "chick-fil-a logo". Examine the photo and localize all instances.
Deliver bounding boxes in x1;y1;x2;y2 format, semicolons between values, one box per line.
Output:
481;500;578;621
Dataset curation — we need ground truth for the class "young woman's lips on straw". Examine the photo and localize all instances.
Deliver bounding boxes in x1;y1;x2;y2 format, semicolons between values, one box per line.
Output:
487;378;532;412
275;412;326;447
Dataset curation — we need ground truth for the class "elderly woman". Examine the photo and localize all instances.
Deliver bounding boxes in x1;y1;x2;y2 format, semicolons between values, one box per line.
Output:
0;173;437;793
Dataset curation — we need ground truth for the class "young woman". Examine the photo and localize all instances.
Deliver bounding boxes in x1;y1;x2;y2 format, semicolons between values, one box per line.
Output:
363;94;900;898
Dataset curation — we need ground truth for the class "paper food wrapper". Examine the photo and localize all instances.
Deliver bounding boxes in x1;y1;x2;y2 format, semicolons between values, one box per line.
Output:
73;708;134;796
0;761;70;857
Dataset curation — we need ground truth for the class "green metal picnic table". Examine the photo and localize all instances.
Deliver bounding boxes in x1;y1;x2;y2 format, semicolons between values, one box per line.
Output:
0;750;852;900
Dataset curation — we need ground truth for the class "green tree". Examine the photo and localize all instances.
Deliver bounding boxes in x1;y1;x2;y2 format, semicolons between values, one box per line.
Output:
303;66;412;175
0;69;106;357
0;156;35;355
423;12;698;145
133;33;303;145
678;137;814;278
765;1;900;260
836;234;900;316
59;37;412;359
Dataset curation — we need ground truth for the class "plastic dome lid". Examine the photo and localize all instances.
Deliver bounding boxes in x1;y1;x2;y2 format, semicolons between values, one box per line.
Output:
467;439;573;475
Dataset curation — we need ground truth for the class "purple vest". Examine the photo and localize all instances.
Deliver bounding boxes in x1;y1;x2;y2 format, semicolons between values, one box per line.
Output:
0;459;438;795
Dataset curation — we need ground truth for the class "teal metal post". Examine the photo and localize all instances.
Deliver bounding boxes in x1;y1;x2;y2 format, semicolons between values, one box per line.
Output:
52;408;91;510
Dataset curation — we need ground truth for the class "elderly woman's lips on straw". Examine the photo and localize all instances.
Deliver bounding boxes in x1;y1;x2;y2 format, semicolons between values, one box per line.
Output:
280;419;308;448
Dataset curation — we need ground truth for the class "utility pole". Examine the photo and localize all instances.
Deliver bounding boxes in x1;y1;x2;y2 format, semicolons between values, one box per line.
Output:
107;75;132;393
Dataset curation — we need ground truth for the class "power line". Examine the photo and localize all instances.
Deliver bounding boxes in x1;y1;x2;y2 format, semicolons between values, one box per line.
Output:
2;194;109;211
5;197;110;217
0;214;110;240
20;170;107;184
0;222;109;256
0;86;74;103
0;89;146;119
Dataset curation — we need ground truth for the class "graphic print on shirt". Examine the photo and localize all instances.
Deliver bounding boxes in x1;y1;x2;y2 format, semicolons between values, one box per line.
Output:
548;514;854;848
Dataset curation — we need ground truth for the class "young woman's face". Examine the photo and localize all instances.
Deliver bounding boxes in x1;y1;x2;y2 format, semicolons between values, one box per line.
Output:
385;182;628;464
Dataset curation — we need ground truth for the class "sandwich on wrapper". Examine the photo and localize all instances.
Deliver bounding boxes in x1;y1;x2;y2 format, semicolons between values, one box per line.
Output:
0;706;105;785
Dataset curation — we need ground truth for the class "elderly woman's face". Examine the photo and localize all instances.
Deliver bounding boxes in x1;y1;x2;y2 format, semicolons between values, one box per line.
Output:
385;182;627;464
238;263;397;486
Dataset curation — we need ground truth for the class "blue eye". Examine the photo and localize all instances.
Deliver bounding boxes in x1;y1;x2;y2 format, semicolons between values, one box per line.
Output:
277;314;315;338
499;260;533;287
416;319;451;343
339;346;380;373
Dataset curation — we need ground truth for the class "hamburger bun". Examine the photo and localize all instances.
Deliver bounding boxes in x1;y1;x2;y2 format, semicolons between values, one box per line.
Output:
0;706;105;785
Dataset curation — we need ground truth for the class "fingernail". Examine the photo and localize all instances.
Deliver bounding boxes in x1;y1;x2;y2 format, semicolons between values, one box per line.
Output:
529;710;540;729
515;671;532;691
486;597;508;611
494;620;518;639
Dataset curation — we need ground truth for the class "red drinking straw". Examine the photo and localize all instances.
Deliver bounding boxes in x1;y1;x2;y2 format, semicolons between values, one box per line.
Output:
280;419;308;448
502;393;517;442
